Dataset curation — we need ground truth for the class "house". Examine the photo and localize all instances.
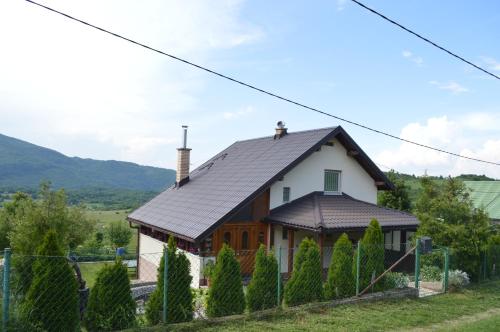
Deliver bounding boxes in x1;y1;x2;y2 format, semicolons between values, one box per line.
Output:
128;124;419;287
464;181;500;225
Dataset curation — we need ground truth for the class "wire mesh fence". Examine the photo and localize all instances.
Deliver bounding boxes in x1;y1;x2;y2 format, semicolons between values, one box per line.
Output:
0;242;498;330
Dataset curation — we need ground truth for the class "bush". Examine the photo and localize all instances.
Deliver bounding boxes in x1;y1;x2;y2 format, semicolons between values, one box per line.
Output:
145;237;193;324
325;233;354;299
20;231;80;332
84;259;136;331
384;272;410;289
421;265;442;282
354;219;385;292
247;244;279;311
284;238;324;306
448;270;470;291
206;244;245;317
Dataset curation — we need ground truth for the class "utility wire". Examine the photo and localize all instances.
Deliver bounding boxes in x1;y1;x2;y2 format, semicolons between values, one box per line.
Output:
349;0;500;81
24;0;500;167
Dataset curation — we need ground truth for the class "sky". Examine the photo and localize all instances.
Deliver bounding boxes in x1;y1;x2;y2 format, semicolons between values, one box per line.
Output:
0;0;499;179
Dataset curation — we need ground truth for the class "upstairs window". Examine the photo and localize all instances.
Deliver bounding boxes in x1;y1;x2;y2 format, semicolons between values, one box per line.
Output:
283;187;291;202
324;170;341;194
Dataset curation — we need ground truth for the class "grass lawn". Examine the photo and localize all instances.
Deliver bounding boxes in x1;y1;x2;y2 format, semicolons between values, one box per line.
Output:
79;261;137;288
164;280;500;332
85;209;137;253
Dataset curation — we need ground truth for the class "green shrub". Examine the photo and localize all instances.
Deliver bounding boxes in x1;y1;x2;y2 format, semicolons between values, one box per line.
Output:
420;265;442;282
354;219;385;292
486;236;500;278
384;272;410;289
21;231;80;332
84;259;136;331
247;244;279;311
325;233;354;299
206;244;245;317
145;237;193;324
284;238;324;306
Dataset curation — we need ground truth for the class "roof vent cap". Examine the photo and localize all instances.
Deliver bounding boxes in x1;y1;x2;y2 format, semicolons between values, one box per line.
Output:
274;121;288;139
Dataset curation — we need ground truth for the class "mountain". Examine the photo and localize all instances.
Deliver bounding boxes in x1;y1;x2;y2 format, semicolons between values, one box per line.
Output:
0;133;176;192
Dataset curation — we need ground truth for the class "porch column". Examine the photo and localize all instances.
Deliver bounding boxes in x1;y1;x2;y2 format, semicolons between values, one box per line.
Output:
319;232;324;269
266;223;272;251
287;229;294;275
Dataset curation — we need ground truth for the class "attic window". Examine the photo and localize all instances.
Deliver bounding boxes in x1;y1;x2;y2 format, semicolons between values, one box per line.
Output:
324;170;341;194
283;187;291;202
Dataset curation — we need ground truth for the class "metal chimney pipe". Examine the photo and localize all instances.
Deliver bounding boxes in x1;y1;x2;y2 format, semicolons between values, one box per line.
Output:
182;125;188;149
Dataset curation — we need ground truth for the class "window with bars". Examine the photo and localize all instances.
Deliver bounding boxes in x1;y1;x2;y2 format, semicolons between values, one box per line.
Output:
283;187;291;202
324;170;341;193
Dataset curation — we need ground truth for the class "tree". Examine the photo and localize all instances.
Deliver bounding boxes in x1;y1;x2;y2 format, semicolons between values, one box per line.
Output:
106;221;132;249
354;219;385;292
284;238;324;306
206;244;245;317
378;170;411;211
246;244;279;311
416;177;493;280
0;192;29;249
84;260;136;331
145;237;193;324
21;231;79;332
325;233;354;299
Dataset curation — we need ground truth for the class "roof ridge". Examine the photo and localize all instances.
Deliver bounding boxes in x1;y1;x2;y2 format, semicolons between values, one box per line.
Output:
312;193;325;228
234;126;338;143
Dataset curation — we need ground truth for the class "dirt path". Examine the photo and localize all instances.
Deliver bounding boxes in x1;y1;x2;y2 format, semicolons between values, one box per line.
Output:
399;307;500;332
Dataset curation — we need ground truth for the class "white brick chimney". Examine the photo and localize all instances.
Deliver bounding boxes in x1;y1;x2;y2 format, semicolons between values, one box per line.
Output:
176;125;191;186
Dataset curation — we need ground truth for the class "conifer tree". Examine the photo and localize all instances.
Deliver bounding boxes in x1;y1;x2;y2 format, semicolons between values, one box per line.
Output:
21;231;79;332
325;233;354;299
284;238;323;306
206;244;245;317
354;219;385;291
84;259;136;331
145;236;193;324
246;244;279;311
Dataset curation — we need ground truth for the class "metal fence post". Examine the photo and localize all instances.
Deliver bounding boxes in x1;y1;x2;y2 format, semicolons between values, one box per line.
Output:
277;246;282;307
163;247;168;324
443;247;449;292
2;248;12;332
355;241;361;296
415;239;421;289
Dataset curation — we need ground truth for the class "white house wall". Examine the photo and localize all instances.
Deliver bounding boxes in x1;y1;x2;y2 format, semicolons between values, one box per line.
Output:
138;233;204;288
269;139;378;209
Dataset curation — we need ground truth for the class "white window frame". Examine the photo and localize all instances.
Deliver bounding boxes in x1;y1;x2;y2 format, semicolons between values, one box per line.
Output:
283;186;291;203
324;169;342;195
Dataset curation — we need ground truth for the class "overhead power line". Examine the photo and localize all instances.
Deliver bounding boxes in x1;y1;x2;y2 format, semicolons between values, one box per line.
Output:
24;0;500;167
349;0;500;81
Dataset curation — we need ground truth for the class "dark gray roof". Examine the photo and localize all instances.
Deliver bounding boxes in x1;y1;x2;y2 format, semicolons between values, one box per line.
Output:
128;126;393;241
265;192;419;230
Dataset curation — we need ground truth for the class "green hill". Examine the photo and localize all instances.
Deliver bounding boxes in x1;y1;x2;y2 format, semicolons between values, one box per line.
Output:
0;133;176;192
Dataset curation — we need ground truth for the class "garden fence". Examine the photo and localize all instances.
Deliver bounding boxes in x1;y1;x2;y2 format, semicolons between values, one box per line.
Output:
0;243;498;331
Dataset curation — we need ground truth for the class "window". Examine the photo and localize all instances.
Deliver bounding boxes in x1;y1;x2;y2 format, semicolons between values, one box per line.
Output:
283;187;291;202
324;170;341;194
241;231;249;250
282;227;288;240
258;232;265;244
223;232;231;244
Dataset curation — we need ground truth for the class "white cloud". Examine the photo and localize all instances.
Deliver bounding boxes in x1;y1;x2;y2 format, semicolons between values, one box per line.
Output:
429;81;469;94
402;50;424;66
0;0;263;168
480;56;500;72
375;114;500;179
223;106;255;120
336;0;348;11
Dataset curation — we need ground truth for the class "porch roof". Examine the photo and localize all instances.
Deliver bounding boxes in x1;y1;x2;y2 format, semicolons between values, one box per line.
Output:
265;192;419;231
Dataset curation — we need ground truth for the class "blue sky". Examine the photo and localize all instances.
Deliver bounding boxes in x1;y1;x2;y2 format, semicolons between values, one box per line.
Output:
0;0;499;178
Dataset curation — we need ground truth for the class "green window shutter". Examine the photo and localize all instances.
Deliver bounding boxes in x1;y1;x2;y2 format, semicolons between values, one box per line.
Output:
324;170;340;192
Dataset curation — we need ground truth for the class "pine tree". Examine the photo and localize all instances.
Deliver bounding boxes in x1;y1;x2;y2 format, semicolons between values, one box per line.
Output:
21;231;79;332
284;238;324;306
145;237;193;325
354;219;385;291
246;244;279;312
325;233;354;299
206;244;245;317
84;259;136;331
